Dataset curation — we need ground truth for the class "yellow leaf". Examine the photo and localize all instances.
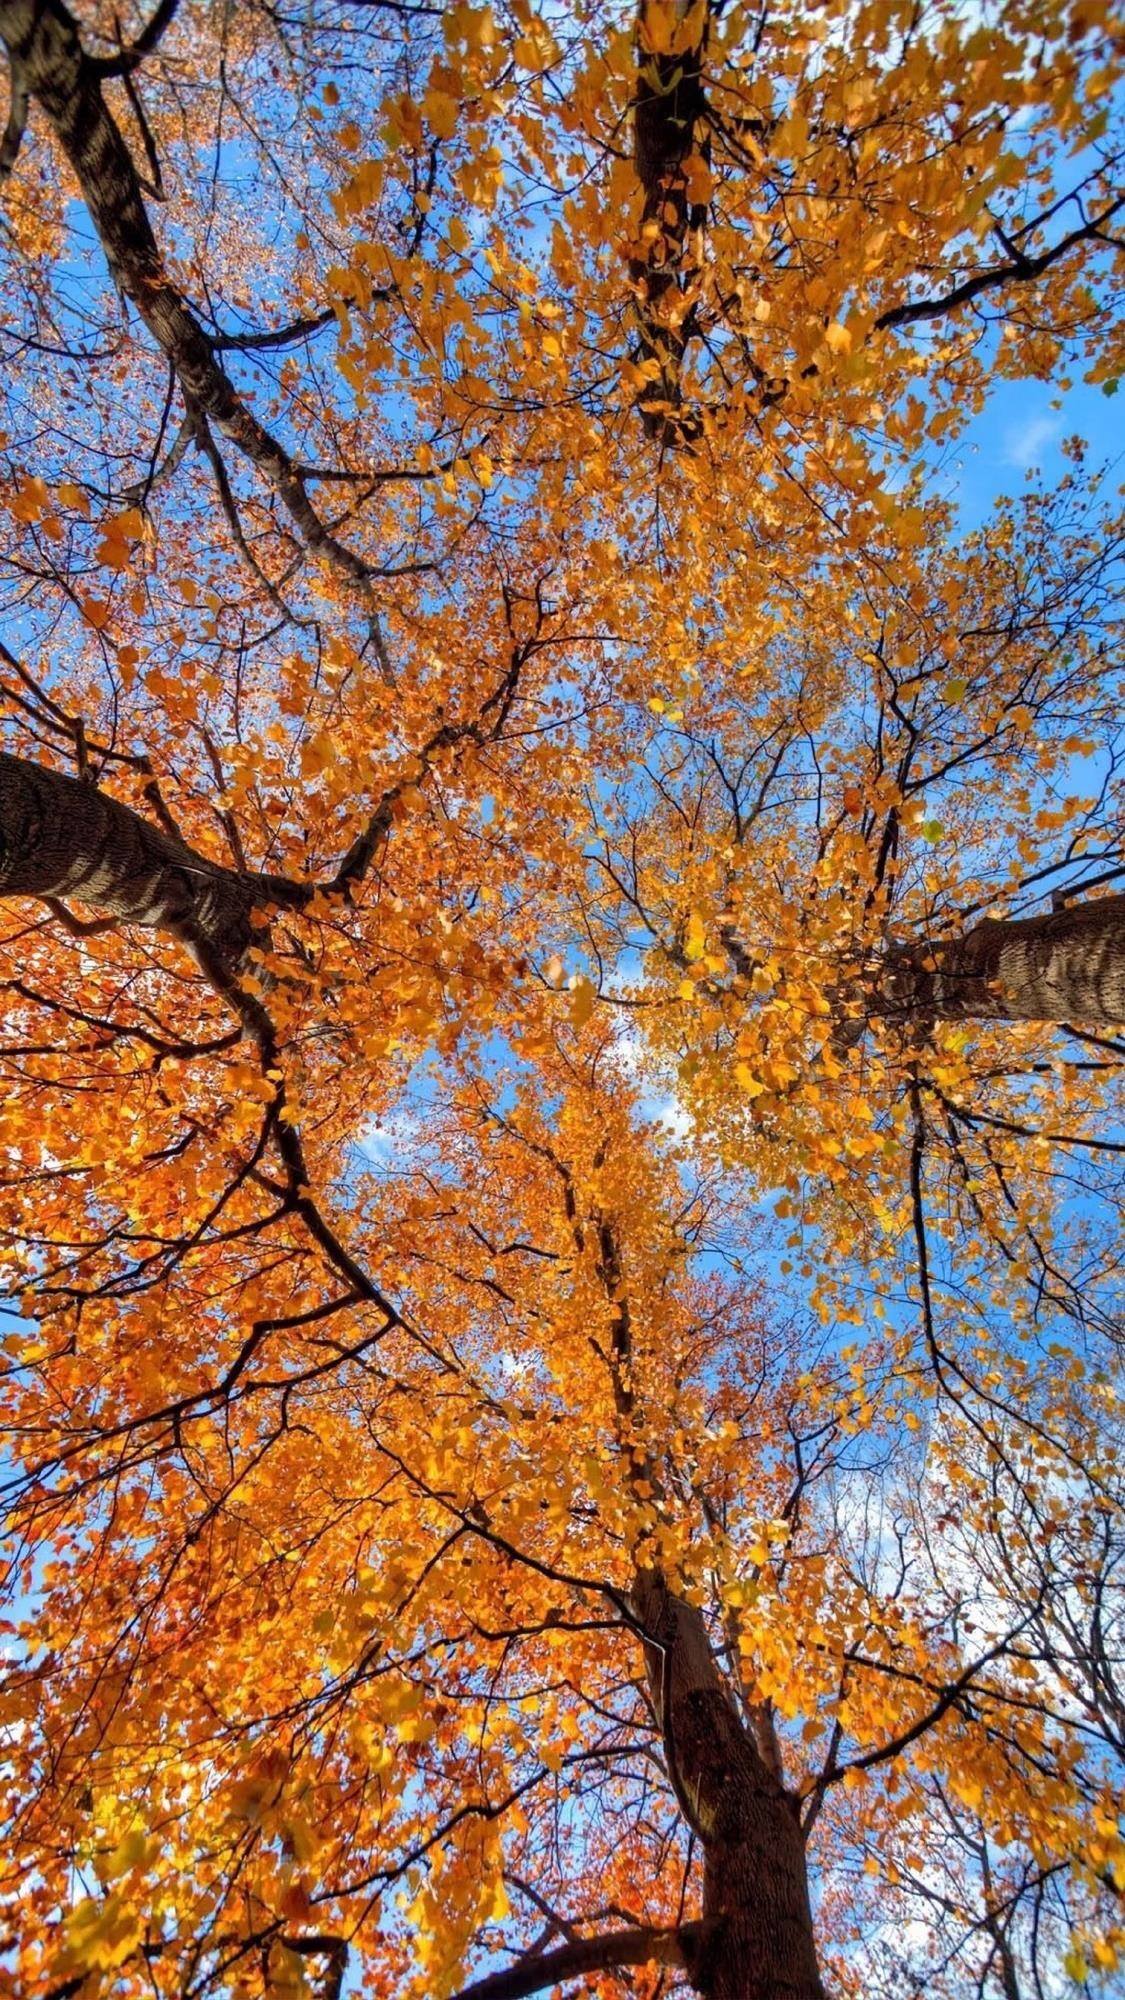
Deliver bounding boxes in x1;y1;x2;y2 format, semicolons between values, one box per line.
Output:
684;910;706;961
96;1827;159;1885
62;1892;142;1973
10;474;49;522
57;480;90;516
95;535;131;570
484;1876;511;1921
80;595;111;629
569;976;596;1027
424;88;460;140
110;506;145;541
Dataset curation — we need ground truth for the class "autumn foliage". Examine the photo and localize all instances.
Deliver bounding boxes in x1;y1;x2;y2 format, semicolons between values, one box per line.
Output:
0;2;1124;1997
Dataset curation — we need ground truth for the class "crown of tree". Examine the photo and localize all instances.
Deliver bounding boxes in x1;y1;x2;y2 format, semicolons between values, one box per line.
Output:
0;4;1123;1998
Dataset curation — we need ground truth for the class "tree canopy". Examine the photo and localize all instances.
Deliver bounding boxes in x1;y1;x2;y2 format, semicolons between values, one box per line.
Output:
0;2;1124;1998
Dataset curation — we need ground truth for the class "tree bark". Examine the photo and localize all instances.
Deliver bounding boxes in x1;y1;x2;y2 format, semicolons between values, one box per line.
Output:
882;895;1125;1027
633;1568;825;2000
447;1922;700;2000
629;0;711;445
0;749;272;967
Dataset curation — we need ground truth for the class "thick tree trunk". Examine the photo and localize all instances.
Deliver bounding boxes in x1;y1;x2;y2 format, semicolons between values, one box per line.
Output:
0;749;263;965
629;0;710;445
633;1569;825;2000
882;894;1125;1026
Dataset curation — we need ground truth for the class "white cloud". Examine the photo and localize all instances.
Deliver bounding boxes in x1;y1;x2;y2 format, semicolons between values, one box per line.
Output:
1003;410;1061;471
358;1109;419;1166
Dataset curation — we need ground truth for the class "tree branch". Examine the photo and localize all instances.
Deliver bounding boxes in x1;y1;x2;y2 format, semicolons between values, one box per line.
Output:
0;0;391;647
876;197;1125;332
446;1922;701;2000
92;0;180;75
212;306;341;351
0;748;310;968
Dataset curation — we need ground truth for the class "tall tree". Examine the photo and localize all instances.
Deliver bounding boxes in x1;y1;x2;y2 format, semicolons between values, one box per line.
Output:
0;3;1123;1998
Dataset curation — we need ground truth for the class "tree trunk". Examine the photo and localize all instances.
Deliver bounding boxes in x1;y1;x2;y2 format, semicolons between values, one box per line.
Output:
882;894;1125;1027
629;0;710;445
0;749;261;966
633;1569;825;2000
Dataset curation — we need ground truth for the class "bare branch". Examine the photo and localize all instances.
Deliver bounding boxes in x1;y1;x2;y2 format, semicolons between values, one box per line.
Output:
876;197;1125;332
446;1922;701;2000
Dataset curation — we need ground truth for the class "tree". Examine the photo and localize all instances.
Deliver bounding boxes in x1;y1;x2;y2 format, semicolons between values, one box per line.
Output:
0;2;1123;1998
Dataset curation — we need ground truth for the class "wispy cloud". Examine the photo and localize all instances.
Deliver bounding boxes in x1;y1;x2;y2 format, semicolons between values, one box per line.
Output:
1003;410;1061;471
358;1110;419;1165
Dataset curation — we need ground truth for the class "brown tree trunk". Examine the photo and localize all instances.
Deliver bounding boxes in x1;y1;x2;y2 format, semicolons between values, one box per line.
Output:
629;0;710;445
882;894;1125;1026
0;749;282;967
633;1569;825;2000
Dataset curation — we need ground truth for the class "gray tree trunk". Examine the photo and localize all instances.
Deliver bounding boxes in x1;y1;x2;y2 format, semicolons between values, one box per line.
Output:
0;750;281;969
882;895;1125;1027
633;1568;825;2000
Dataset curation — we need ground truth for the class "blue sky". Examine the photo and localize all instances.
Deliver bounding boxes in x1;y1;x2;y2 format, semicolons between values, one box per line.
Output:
950;372;1123;528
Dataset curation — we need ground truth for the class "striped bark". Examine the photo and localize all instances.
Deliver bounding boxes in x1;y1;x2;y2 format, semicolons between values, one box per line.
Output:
0;750;288;969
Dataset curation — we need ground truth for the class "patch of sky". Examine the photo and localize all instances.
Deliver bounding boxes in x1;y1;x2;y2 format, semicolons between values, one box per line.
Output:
942;369;1124;532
